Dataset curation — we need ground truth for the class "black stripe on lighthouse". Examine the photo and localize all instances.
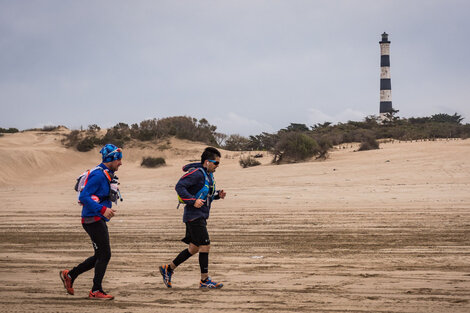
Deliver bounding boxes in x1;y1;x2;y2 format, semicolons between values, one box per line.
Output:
380;102;393;113
380;79;391;90
380;55;390;67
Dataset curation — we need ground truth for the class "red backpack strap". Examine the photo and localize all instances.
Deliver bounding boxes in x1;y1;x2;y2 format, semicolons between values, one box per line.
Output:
83;170;91;187
103;169;112;182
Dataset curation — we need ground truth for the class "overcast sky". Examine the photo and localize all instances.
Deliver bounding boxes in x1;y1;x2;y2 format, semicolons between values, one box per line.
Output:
1;0;469;136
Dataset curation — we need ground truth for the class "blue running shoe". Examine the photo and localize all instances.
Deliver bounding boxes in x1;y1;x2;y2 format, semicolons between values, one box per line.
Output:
159;264;173;288
199;277;223;289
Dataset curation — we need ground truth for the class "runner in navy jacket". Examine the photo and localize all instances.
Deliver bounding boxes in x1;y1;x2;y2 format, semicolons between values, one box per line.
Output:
60;144;122;300
159;147;226;289
175;162;221;223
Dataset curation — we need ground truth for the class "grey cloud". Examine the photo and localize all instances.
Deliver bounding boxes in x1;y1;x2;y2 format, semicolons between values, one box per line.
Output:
1;0;469;133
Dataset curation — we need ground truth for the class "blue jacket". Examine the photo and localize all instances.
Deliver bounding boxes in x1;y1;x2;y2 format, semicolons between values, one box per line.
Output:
175;162;220;223
79;163;113;223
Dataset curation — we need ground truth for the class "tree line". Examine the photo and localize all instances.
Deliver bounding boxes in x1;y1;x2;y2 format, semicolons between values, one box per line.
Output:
60;116;221;151
222;112;470;163
3;112;469;164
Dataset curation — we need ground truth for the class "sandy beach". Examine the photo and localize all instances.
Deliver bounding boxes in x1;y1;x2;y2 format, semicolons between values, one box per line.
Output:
0;130;469;312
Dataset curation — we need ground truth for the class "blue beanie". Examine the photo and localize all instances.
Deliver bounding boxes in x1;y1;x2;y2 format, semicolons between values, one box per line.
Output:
100;144;123;162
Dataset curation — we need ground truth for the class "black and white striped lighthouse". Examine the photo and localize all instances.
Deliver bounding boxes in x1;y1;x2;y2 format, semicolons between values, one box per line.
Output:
379;32;393;117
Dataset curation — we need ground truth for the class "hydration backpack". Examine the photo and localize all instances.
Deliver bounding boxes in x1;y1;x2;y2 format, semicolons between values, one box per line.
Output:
74;167;123;204
177;167;215;209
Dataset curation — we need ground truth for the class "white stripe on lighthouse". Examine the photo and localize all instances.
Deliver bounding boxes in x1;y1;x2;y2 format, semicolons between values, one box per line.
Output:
380;43;390;55
380;90;392;102
380;67;390;79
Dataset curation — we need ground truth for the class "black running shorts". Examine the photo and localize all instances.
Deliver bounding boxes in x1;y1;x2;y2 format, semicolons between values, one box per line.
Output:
181;217;210;246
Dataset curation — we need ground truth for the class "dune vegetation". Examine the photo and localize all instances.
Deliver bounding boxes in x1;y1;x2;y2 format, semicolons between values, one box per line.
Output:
4;112;469;164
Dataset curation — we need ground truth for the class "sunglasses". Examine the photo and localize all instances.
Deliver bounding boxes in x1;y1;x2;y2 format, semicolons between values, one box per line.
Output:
208;159;220;166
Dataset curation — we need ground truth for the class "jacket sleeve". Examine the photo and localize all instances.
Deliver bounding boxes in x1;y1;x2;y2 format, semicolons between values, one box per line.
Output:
175;169;202;206
79;172;108;215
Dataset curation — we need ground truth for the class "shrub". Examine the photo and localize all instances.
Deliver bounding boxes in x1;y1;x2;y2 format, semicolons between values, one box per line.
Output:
158;143;171;150
133;119;158;141
430;113;463;124
241;112;470;161
76;137;96;152
315;136;333;159
214;132;228;146
141;157;166;168
239;156;261;168
62;130;81;148
224;134;251;151
0;127;19;133
41;125;59;131
358;136;380;151
130;116;218;144
100;123;131;147
87;124;101;133
272;132;319;163
352;129;376;142
248;132;279;150
284;123;310;132
61;116;220;150
159;116;217;144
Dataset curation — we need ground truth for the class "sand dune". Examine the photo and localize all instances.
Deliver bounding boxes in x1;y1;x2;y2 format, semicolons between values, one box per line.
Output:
0;131;469;312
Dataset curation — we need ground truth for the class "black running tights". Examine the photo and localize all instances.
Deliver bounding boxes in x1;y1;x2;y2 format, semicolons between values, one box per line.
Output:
69;219;111;292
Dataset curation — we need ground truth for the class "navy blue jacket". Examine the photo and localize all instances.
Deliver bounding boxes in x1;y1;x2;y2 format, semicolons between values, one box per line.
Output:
79;163;114;223
175;162;220;223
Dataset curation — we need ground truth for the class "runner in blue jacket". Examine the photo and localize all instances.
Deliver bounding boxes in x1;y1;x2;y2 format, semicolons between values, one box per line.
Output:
159;147;226;289
60;144;122;300
175;161;220;223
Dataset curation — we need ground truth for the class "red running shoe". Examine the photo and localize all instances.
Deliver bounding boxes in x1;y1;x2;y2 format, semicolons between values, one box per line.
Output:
59;270;74;295
88;290;114;300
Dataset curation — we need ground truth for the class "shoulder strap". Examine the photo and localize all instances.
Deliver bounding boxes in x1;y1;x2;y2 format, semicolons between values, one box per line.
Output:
198;167;209;183
102;169;112;182
92;166;112;182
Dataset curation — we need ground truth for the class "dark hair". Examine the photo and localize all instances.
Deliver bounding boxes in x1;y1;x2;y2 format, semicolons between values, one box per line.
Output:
201;147;221;164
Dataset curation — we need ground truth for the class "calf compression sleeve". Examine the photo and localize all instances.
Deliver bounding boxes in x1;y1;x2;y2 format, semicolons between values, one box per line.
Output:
172;249;192;267
199;252;209;274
